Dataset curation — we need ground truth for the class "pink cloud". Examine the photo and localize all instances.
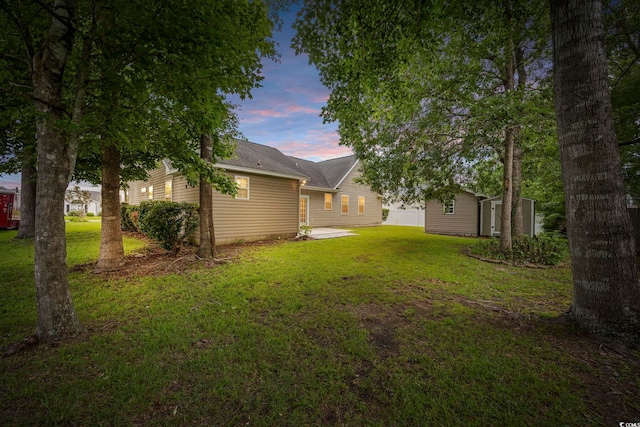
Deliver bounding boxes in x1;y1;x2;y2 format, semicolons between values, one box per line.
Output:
284;85;330;104
0;177;21;190
270;129;353;161
283;104;318;115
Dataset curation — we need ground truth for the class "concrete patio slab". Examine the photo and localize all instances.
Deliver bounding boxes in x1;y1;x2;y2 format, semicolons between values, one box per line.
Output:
309;227;358;240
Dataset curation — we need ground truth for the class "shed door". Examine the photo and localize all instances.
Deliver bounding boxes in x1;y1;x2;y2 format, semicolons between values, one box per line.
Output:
299;195;309;226
491;201;501;236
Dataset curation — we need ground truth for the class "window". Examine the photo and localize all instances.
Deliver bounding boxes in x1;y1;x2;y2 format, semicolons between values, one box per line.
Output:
324;193;332;210
165;179;172;201
141;187;147;194
443;200;455;214
148;185;154;200
358;196;365;214
235;176;249;199
341;195;349;214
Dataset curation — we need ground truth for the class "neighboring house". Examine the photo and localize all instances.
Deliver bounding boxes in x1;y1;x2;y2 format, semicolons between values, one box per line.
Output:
126;140;382;245
424;190;537;237
65;183;102;216
383;201;425;227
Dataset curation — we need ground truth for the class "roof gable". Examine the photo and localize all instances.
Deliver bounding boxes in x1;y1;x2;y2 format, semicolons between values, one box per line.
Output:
228;140;357;190
163;139;359;189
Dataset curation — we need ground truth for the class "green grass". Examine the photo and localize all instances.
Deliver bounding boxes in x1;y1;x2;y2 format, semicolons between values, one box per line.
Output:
1;224;638;426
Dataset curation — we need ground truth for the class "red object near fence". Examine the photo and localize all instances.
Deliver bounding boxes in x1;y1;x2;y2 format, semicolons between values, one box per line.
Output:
0;189;20;229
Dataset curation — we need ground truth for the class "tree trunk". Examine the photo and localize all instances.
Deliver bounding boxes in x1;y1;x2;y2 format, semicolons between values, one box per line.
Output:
551;0;640;336
499;127;514;252
511;143;524;236
97;142;124;269
16;156;36;239
499;38;516;252
197;134;216;259
511;45;526;237
32;0;82;340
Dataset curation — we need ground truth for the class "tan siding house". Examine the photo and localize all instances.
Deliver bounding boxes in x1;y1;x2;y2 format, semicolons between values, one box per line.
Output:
425;191;480;236
423;190;537;238
125;139;381;245
302;165;382;227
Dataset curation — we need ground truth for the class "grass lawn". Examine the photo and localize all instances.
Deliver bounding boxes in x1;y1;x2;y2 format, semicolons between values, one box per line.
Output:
1;224;638;426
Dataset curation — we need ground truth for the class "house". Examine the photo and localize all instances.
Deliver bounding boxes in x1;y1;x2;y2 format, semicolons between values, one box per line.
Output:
126;140;382;245
424;190;536;237
65;183;102;216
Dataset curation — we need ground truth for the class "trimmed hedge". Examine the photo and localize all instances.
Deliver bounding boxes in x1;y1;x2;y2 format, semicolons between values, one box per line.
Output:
121;201;199;252
120;204;139;232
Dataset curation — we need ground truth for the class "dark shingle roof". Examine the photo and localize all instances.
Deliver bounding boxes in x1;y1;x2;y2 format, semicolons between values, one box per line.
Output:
220;140;357;190
217;140;307;179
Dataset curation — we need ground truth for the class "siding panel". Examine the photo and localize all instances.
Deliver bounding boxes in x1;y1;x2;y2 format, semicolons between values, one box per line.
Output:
302;166;382;227
127;168;299;244
425;192;479;236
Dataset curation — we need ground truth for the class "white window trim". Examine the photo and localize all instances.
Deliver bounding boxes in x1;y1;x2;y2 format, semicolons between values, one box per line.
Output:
358;196;365;214
165;179;172;201
443;200;455;215
148;185;154;200
235;176;250;200
324;193;332;210
341;195;349;215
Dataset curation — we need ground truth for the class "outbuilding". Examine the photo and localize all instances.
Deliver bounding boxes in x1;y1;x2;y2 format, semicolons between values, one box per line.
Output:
479;196;536;237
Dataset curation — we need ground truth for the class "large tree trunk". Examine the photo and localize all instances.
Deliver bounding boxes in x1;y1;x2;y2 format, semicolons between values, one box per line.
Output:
551;0;640;336
511;143;524;236
16;157;36;239
97;142;124;269
197;134;216;259
499;127;514;252
499;40;516;252
32;0;82;340
511;45;526;237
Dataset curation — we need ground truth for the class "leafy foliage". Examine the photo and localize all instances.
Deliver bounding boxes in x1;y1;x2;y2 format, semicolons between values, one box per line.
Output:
471;233;568;266
607;1;640;200
137;201;199;253
294;0;555;205
120;204;139;232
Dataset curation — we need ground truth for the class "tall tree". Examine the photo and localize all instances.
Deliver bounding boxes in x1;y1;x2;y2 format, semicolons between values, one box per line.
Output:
551;0;640;335
294;0;553;249
197;134;216;259
2;0;277;340
0;4;40;239
31;0;84;339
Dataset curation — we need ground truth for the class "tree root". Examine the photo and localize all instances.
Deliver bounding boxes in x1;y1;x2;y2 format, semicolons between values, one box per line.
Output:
2;335;39;358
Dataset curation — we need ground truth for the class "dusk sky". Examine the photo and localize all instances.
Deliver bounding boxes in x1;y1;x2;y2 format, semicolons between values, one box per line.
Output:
229;9;349;162
0;9;346;190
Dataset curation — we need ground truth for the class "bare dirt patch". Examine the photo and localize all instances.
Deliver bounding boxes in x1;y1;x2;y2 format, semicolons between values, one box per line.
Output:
70;234;293;279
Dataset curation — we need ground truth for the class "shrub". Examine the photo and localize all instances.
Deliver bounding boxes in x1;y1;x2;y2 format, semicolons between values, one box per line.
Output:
136;201;156;231
382;208;390;221
120;204;139;232
138;201;199;252
86;212;95;217
67;210;82;217
470;232;568;266
298;225;312;238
